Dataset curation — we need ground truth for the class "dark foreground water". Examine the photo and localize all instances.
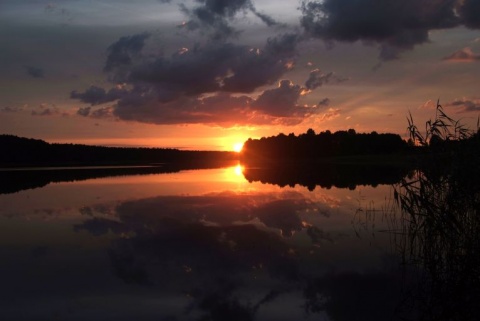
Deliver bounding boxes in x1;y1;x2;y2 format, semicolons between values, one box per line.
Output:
0;164;477;321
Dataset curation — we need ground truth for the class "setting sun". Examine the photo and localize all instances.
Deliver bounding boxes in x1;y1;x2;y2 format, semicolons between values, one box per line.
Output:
233;142;244;153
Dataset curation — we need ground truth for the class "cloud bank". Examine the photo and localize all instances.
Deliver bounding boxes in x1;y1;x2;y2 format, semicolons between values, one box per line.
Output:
300;0;480;60
71;31;341;126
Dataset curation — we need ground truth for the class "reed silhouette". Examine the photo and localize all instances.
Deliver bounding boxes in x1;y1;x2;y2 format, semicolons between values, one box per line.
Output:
387;102;480;320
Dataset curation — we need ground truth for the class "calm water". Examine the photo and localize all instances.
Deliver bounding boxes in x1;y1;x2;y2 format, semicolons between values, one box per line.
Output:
0;164;430;320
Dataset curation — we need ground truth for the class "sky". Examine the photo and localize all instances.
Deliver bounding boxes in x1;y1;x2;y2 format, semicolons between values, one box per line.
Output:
1;0;479;151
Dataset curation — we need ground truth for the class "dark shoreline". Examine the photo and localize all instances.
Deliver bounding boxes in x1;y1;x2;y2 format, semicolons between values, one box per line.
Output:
0;134;239;168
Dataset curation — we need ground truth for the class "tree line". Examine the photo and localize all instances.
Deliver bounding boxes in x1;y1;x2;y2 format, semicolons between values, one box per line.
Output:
242;128;409;160
0;135;237;167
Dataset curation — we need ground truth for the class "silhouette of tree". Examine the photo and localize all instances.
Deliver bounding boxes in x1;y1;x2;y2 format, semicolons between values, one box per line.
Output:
241;129;408;161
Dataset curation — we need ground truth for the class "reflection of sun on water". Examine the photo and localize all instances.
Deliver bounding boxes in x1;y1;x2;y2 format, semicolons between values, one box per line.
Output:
222;164;247;184
234;164;244;176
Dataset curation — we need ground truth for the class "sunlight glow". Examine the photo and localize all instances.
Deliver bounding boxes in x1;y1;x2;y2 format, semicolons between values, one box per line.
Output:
221;164;248;184
233;142;244;152
234;164;244;176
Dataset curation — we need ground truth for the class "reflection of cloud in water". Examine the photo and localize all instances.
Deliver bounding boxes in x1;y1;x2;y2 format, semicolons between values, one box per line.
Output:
73;191;327;307
0;183;401;320
71;189;400;320
73;189;367;284
103;190;323;236
79;204;115;217
73;191;344;291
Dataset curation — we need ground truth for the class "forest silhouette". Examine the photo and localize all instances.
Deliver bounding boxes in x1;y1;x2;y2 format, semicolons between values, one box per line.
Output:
0;134;237;167
241;128;410;161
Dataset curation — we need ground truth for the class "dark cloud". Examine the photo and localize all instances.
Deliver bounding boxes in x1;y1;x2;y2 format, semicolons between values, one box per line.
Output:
446;98;480;112
300;0;468;60
265;33;300;57
252;80;307;117
77;106;91;117
178;0;280;40
305;69;348;91
104;33;150;74
460;0;480;29
77;105;113;118
110;89;315;127
70;85;128;106
72;33;311;126
112;92;247;125
222;35;300;93
179;3;239;41
318;98;331;106
25;65;44;78
196;0;251;17
443;47;480;62
305;70;334;90
90;106;113;118
249;6;281;27
128;34;300;96
107;33;300;96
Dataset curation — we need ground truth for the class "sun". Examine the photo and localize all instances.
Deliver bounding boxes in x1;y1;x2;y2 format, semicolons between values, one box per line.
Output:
233;142;244;153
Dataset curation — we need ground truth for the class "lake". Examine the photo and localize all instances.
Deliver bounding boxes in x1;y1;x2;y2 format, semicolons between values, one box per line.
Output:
0;163;476;320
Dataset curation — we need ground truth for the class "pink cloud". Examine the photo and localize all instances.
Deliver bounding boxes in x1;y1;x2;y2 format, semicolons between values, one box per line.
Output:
443;47;480;62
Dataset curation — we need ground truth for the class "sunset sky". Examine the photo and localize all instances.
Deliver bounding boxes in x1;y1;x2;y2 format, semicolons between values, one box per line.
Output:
1;0;479;151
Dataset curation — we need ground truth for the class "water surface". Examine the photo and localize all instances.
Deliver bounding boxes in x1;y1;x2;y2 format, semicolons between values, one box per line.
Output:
0;164;418;320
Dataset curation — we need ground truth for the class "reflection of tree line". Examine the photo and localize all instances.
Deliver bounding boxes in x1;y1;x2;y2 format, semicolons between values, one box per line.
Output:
1;161;413;195
0;161;236;195
242;162;412;190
